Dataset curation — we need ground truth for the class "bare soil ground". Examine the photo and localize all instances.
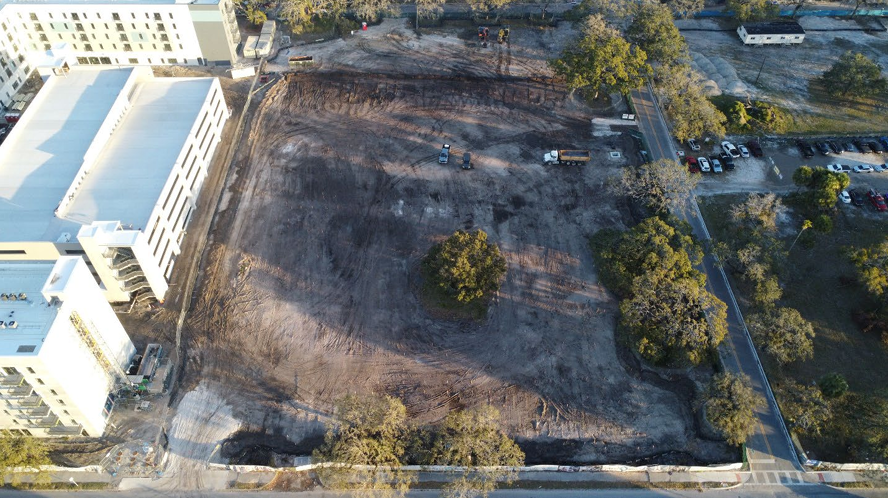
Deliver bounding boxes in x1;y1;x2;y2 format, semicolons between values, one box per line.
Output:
171;20;732;468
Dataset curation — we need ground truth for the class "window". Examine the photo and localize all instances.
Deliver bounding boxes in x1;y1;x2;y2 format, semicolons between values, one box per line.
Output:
129;57;138;64
120;33;128;41
160;34;168;41
34;23;43;31
16;345;35;353
168;58;177;64
163;44;172;52
36;378;44;385
157;24;165;32
112;12;120;20
77;56;88;64
71;13;79;20
116;23;124;32
49;389;57;395
154;13;161;21
26;367;34;374
39;34;48;42
84;44;93;52
75;23;84;31
124;44;132;52
80;34;88;41
63;410;69;415
29;13;37;20
100;57;111;64
44;43;51;51
57;400;65;406
88;57;99;64
131;12;136;19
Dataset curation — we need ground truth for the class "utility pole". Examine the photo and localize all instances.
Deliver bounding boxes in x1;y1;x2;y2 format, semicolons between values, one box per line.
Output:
754;56;767;86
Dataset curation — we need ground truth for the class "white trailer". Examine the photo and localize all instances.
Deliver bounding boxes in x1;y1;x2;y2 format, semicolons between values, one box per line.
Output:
737;22;805;45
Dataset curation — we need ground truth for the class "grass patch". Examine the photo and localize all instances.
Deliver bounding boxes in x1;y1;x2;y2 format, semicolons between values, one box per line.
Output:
411;480;731;490
418;267;489;321
698;194;888;461
785;80;888;135
233;481;264;490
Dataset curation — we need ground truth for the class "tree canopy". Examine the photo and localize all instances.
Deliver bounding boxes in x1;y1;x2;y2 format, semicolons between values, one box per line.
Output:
314;395;414;495
424;230;507;304
818;372;849;399
0;436;51;485
704;372;761;446
626;3;687;67
791;166;850;211
821;52;887;98
776;380;831;436
429;406;525;498
655;64;727;141
850;239;888;297
549;14;650;97
749;307;815;364
726;0;779;21
617;158;701;213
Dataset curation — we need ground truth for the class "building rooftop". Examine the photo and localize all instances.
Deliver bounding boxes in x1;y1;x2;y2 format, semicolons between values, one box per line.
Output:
0;261;62;357
0;67;215;242
62;78;214;230
1;0;219;6
741;21;806;35
0;67;133;242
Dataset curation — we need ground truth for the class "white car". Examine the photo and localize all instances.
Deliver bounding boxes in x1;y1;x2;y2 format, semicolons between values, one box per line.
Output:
874;163;888;173
711;158;723;173
688;139;701;151
698;156;711;172
721;141;741;158
854;164;875;173
839;190;851;204
827;164;851;173
738;144;750;158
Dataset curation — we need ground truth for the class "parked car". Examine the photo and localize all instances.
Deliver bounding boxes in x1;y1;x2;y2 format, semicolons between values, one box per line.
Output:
711;157;723;173
868;141;884;154
746;140;763;157
850;189;865;206
828;141;843;154
874;163;888;173
869;189;888;212
880;137;888;150
688;139;701;151
854;139;872;153
797;140;815;158
438;143;451;164
854;164;875;173
843;142;858;153
721;141;741;158
827;164;849;173
816;142;831;155
839;190;851;204
738;144;750;158
719;152;736;170
461;152;472;170
686;156;700;173
698;156;711;173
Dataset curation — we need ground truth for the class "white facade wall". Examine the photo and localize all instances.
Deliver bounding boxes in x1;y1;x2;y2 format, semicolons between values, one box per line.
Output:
738;26;805;45
0;258;135;437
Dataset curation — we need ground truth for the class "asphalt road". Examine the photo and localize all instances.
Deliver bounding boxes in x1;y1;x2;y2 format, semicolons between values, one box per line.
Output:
631;85;801;473
5;487;884;498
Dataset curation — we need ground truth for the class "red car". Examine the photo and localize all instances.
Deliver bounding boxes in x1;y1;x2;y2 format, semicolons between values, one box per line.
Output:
868;189;887;212
686;156;700;173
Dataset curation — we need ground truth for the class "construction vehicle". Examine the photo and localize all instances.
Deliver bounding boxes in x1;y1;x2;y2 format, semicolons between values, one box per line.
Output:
543;149;591;166
498;26;510;44
288;55;314;66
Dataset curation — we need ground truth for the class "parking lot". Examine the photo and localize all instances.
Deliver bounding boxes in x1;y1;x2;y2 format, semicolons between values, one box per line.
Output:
687;136;888;200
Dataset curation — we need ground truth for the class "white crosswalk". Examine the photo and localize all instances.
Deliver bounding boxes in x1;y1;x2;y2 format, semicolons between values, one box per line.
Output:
746;471;816;486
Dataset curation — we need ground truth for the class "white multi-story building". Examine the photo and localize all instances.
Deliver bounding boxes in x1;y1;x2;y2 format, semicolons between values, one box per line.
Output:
0;257;136;437
0;65;229;303
0;0;240;107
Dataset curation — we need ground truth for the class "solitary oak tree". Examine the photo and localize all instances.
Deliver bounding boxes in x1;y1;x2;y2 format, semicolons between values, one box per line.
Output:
821;52;887;98
704;372;761;446
424;230;507;304
748;307;815;364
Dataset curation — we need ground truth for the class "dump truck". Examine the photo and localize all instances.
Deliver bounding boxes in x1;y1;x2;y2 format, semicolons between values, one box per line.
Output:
543;149;591;165
288;56;314;66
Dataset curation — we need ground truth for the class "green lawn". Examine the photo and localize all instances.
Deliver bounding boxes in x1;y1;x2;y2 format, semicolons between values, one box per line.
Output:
698;194;888;461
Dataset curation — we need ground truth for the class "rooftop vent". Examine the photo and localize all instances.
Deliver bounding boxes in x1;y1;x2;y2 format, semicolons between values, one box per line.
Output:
7;321;17;329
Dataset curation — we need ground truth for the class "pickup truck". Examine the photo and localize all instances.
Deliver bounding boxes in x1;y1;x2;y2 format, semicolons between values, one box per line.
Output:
439;144;451;164
543;149;591;166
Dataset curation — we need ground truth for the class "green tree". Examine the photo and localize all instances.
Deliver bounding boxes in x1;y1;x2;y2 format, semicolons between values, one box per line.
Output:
621;272;728;365
429;406;525;498
726;101;751;129
616;158;701;213
626;3;687;67
549;14;650;98
655;64;727;140
279;0;345;32
415;0;446;26
466;0;510;18
424;230;507;304
314;394;415;495
821;51;888;98
0;436;51;485
776;380;831;436
792;165;813;190
818;372;849;398
748;307;815;364
850;239;888;296
703;372;761;446
812;213;833;234
590;216;703;297
831;393;888;461
753;275;782;308
668;0;705;18
727;0;779;21
244;3;268;25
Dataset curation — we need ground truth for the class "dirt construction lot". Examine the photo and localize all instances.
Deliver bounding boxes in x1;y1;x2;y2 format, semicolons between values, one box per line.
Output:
178;20;732;467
